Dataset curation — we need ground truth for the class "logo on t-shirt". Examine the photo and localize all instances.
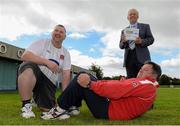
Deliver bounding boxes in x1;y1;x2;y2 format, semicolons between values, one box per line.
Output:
131;82;139;87
60;55;64;60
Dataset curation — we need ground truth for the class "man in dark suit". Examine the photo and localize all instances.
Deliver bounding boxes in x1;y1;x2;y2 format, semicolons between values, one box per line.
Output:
119;8;154;78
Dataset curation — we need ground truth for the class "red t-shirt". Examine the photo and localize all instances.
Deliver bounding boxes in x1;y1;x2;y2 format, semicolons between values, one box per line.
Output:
90;77;159;120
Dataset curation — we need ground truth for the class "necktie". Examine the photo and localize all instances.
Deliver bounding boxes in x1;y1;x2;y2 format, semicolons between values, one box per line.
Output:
128;25;136;50
128;40;135;50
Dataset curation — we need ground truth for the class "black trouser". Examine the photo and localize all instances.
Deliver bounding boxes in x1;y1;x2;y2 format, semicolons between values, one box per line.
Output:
126;49;143;78
57;72;109;119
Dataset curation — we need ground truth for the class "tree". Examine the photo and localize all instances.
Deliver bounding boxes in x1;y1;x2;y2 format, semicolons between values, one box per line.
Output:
159;74;171;85
111;76;120;80
103;76;112;80
89;63;103;80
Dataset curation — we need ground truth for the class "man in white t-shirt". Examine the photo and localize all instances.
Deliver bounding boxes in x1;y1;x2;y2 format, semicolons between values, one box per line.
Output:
18;24;74;118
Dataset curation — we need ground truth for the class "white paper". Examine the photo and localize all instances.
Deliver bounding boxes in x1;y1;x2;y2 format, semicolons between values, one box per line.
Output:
124;28;139;40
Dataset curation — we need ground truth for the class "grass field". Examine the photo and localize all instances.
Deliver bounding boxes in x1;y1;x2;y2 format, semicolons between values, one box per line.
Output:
0;88;180;125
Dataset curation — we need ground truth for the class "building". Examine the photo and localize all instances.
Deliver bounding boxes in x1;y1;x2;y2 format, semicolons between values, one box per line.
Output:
0;41;95;91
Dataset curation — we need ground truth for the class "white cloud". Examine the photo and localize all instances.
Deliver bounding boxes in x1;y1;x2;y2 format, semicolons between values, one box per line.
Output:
161;57;180;68
0;0;55;40
100;30;124;57
89;48;95;52
160;56;180;78
0;15;37;41
150;47;175;57
70;48;125;77
68;32;87;39
69;49;94;68
95;56;125;77
1;0;180;41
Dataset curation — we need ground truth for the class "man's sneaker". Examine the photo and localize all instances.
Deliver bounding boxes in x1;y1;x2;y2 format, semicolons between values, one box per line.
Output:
41;106;70;120
68;106;80;116
21;103;35;118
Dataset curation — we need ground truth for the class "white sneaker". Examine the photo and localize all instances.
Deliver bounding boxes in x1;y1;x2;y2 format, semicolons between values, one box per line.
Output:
31;98;37;107
41;106;70;120
68;106;80;116
21;103;35;118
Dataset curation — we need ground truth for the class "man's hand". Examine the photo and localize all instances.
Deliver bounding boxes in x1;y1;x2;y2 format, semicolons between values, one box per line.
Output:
120;76;126;81
121;34;127;43
46;60;59;73
77;73;91;88
134;37;142;44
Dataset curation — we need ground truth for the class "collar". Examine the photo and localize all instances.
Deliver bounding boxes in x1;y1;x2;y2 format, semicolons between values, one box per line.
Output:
130;22;138;28
142;77;159;87
145;77;156;82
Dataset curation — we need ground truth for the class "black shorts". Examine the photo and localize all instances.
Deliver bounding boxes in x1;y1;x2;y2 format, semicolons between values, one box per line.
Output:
18;62;57;109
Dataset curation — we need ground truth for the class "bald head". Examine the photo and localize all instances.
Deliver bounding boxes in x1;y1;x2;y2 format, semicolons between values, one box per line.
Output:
127;8;139;24
128;9;139;16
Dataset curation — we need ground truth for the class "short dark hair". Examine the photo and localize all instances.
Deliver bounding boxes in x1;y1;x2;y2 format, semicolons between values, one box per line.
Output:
144;61;162;80
56;24;66;32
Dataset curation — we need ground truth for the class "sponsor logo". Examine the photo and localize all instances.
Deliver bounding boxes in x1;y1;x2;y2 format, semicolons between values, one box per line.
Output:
131;82;139;87
60;55;64;60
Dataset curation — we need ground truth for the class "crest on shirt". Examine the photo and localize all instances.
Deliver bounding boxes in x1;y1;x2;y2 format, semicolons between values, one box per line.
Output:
131;81;138;87
60;55;64;60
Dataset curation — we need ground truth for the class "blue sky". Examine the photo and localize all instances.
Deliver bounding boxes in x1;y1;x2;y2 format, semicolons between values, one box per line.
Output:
0;0;180;78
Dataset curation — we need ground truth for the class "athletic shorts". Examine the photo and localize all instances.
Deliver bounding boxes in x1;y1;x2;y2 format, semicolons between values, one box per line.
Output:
18;62;57;109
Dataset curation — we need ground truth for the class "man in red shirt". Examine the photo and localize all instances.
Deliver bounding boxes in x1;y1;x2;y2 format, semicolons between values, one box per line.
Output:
41;61;161;120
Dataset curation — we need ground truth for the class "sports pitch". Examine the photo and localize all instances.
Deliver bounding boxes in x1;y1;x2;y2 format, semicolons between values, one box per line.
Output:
0;88;180;125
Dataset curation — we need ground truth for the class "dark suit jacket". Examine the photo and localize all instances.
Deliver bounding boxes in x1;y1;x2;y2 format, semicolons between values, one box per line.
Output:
119;23;154;67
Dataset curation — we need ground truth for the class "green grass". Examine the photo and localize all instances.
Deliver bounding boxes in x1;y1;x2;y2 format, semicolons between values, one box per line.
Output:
0;88;180;125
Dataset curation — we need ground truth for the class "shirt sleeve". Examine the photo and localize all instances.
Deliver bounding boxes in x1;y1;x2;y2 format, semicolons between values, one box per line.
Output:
90;79;141;99
62;49;71;70
140;24;154;47
26;39;46;56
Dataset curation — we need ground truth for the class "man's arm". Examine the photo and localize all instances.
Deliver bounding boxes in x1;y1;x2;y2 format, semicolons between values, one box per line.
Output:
90;80;157;100
119;30;129;49
21;51;48;65
61;49;71;91
77;73;135;99
90;80;136;99
21;51;59;73
139;24;154;47
61;69;71;91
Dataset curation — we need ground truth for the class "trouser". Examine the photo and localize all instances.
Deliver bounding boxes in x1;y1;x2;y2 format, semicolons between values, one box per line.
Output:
126;49;143;78
126;62;143;78
57;72;109;119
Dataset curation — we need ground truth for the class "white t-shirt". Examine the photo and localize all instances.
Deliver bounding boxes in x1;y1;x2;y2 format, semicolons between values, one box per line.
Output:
26;39;71;85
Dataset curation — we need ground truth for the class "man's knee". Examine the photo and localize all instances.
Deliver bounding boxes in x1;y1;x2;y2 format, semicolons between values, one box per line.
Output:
18;62;40;79
77;71;87;76
76;72;97;81
18;68;36;83
18;68;34;77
